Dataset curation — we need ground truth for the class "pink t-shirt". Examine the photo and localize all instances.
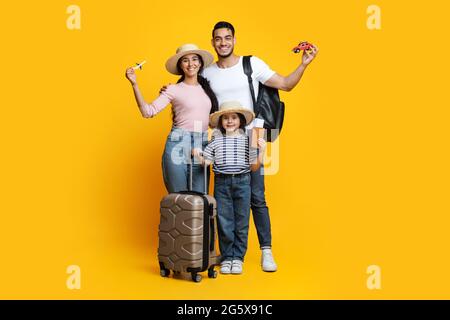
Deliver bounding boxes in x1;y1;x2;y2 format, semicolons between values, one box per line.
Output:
146;82;211;132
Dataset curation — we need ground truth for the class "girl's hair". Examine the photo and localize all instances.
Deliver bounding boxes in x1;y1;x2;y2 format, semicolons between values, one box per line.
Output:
172;55;218;123
217;112;247;135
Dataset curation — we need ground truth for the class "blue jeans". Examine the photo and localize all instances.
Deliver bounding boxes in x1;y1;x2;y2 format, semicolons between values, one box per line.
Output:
214;173;251;262
251;165;272;248
161;127;209;193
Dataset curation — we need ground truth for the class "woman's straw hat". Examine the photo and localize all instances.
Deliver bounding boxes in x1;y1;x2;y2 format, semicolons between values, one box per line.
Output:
165;44;214;75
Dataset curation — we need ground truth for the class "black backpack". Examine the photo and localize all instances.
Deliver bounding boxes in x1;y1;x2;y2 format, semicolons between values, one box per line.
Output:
243;55;285;142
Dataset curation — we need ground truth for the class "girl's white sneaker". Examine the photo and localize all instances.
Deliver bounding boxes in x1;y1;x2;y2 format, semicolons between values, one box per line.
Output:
231;260;243;274
220;260;232;274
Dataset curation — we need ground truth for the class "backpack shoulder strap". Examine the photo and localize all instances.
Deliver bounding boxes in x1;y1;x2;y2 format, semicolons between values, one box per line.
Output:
243;56;258;113
243;55;253;77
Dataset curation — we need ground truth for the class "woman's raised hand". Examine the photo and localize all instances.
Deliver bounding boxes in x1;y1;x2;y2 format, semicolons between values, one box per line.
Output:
125;67;137;85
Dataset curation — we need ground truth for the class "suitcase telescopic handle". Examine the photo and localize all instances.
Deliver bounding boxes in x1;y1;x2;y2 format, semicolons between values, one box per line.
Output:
189;154;208;195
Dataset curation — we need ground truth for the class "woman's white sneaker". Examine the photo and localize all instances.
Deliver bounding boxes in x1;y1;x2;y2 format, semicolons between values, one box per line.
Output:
261;248;277;272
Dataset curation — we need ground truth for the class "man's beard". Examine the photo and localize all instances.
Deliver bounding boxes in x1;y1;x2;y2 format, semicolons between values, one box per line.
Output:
217;47;234;58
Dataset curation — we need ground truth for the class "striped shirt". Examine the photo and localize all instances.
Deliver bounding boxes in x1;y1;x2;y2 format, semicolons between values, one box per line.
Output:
203;132;258;174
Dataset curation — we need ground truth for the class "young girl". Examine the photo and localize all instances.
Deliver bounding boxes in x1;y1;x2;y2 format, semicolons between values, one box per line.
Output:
193;101;266;275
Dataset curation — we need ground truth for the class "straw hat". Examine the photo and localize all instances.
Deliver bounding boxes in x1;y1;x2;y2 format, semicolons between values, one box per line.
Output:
209;101;255;128
165;44;214;75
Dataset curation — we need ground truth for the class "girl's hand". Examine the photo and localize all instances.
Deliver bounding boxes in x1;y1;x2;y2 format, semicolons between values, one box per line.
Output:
125;67;137;85
191;148;203;158
257;138;267;151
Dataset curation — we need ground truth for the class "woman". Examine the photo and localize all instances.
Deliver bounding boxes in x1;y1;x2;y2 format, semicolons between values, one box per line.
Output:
125;44;218;193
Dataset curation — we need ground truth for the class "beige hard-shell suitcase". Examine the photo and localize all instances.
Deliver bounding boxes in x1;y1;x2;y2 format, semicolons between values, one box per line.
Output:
158;162;220;282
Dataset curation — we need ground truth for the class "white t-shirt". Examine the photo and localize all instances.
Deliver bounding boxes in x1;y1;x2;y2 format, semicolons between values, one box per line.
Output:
202;56;275;127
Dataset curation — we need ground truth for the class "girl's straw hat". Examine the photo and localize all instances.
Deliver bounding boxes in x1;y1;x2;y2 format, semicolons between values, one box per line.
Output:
209;101;255;128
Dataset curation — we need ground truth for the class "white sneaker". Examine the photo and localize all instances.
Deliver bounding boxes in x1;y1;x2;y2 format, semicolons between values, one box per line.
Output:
261;248;277;272
231;259;243;274
220;260;232;274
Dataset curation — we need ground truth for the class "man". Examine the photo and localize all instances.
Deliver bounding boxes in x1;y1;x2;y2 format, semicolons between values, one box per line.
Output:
201;21;318;273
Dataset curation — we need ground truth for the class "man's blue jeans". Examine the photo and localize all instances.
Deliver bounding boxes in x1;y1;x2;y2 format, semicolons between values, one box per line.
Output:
161;127;209;193
251;165;272;248
214;173;251;262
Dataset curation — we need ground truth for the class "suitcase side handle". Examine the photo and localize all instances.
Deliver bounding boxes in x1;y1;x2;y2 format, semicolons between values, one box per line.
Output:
209;203;215;252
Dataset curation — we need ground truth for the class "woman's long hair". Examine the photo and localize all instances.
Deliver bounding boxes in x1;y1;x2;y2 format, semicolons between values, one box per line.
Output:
174;55;218;124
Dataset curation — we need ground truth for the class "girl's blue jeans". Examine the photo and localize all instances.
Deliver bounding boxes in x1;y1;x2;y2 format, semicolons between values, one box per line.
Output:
214;172;251;262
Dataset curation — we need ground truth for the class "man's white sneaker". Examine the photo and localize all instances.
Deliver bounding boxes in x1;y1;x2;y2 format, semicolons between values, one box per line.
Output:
261;248;277;272
220;260;232;274
231;259;243;275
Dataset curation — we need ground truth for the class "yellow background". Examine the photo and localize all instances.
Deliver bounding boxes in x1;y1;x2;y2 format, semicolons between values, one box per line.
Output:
1;0;449;299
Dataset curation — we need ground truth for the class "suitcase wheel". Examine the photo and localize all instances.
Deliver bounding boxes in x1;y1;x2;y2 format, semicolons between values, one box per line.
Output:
191;273;202;283
208;267;218;279
160;269;170;277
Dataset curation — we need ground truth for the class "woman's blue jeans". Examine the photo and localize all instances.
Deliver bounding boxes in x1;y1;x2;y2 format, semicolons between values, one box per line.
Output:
161;127;209;193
